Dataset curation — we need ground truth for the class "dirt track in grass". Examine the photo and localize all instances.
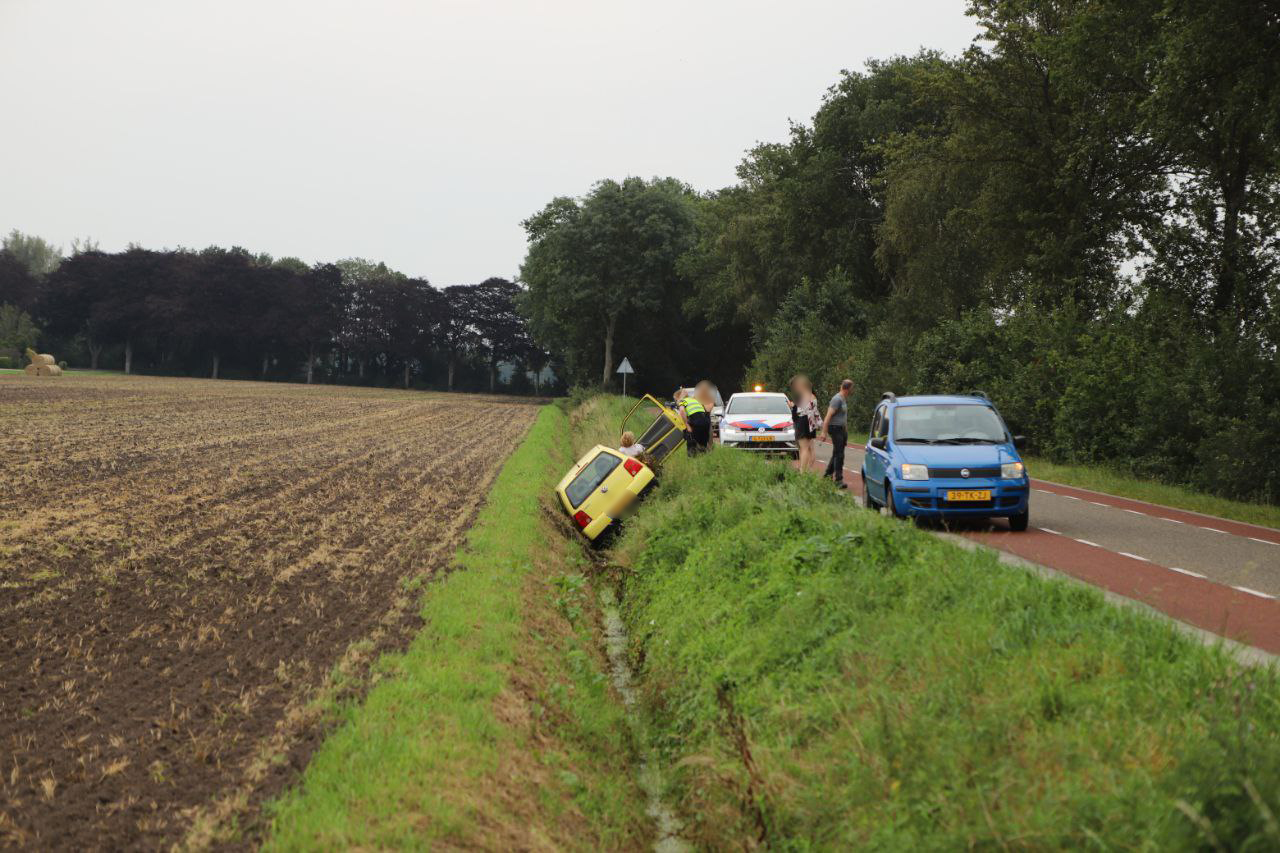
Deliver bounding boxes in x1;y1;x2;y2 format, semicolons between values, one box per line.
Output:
0;374;538;849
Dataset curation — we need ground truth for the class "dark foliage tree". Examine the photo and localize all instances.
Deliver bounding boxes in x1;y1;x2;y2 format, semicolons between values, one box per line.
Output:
0;251;41;314
471;278;531;392
439;284;481;391
33;246;535;392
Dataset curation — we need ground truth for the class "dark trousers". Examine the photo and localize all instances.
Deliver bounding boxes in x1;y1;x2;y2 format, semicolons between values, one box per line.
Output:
686;412;711;456
824;425;847;482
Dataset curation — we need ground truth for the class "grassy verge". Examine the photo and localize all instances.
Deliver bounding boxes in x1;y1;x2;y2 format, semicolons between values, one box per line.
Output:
265;405;649;849
613;446;1280;849
564;394;648;456
1027;455;1280;530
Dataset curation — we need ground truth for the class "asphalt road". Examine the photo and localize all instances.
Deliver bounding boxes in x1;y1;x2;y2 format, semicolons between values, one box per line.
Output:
812;439;1280;655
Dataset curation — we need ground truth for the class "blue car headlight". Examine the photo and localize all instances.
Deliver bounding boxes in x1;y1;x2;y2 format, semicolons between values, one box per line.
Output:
901;463;929;481
1001;462;1025;479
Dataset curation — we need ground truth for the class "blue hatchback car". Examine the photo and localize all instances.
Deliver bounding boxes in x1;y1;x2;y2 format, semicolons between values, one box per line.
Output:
860;393;1030;530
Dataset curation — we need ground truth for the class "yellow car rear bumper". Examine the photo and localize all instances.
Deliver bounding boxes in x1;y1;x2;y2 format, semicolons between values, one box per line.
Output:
582;466;655;541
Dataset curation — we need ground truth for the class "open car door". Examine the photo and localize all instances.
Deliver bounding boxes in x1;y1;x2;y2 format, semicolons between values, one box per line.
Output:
622;394;686;465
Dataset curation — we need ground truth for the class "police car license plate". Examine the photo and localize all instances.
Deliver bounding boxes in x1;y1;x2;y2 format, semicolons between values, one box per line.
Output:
946;489;991;502
749;435;774;442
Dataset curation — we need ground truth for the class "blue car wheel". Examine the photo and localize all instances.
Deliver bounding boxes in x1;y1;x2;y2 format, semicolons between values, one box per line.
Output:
861;472;878;510
885;482;904;519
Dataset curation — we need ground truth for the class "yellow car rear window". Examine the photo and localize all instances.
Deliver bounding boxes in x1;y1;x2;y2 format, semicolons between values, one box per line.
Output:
566;452;621;508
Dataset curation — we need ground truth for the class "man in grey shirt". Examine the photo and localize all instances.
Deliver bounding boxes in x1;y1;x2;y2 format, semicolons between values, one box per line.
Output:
820;379;853;488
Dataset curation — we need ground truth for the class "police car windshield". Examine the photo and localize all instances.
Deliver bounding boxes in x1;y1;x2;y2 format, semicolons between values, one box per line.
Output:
726;395;790;415
893;404;1006;444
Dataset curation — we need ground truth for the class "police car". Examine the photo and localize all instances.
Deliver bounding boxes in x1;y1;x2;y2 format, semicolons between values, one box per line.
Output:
717;391;798;458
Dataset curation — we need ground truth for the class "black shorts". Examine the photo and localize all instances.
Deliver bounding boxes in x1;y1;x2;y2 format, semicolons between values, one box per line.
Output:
793;411;815;440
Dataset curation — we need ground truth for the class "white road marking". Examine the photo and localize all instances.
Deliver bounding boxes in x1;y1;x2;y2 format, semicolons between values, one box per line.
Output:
1062;495;1081;501
1201;527;1227;534
1038;527;1062;535
1118;552;1149;562
1075;539;1100;547
1089;501;1108;507
1169;567;1207;579
1164;517;1184;524
1248;537;1278;546
1232;585;1276;600
1124;509;1145;516
1033;488;1051;494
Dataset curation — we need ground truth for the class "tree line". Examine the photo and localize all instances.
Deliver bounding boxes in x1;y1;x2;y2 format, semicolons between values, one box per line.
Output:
520;0;1280;502
0;233;549;393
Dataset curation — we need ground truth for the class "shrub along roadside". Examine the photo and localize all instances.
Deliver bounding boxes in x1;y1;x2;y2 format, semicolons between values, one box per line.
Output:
1025;455;1280;531
614;447;1280;849
264;405;649;849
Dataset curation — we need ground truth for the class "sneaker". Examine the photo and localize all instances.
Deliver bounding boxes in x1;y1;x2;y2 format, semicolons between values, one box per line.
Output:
835;481;848;490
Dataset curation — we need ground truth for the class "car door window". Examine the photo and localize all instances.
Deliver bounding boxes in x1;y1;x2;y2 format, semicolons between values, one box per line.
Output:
869;407;882;442
877;408;890;440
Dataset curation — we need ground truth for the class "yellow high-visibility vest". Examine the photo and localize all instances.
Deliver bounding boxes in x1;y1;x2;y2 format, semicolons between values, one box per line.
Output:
679;396;707;417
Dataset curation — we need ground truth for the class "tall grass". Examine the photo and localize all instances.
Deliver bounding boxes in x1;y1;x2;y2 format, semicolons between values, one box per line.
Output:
1027;455;1280;530
614;447;1280;849
568;394;644;457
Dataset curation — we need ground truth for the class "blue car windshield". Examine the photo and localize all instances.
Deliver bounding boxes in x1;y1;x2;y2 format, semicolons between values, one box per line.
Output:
893;404;1007;444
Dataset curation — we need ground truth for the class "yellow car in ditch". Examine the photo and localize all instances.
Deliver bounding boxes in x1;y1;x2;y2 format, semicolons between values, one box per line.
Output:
555;395;686;543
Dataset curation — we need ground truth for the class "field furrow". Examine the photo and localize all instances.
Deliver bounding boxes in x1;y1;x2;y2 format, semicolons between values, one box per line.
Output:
0;374;539;849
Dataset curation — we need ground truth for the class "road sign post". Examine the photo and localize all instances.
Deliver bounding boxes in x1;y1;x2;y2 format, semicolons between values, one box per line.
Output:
616;356;634;397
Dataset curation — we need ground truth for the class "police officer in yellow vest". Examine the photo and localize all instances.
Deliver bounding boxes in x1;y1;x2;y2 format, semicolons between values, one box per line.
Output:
676;384;712;455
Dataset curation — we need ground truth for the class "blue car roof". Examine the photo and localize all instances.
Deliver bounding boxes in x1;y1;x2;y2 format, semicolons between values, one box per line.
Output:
891;395;992;406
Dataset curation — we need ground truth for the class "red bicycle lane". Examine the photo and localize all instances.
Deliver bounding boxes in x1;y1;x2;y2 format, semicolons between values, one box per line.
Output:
808;439;1280;656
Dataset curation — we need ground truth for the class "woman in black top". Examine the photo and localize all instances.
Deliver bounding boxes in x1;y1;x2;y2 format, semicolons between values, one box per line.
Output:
789;374;820;472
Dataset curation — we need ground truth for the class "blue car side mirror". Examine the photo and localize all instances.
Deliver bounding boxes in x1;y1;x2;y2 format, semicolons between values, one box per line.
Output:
1013;435;1027;450
869;436;887;450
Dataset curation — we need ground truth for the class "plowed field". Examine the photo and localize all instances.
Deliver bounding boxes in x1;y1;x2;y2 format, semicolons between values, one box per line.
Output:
0;374;538;848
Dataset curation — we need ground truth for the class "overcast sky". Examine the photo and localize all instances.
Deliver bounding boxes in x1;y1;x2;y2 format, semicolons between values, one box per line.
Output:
1;0;979;285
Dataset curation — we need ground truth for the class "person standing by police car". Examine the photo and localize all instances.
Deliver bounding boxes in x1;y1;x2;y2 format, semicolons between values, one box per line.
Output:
820;378;853;488
676;385;712;455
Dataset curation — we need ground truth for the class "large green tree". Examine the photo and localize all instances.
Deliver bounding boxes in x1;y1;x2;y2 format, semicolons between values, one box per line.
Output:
0;304;40;362
2;230;62;278
680;54;952;339
520;177;697;388
879;0;1166;315
1142;0;1280;320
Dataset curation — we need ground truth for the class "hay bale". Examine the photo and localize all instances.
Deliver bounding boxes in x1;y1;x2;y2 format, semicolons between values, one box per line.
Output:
21;348;63;376
23;363;63;377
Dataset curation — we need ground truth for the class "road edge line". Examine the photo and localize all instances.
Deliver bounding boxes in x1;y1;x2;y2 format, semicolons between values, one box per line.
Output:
1031;476;1280;536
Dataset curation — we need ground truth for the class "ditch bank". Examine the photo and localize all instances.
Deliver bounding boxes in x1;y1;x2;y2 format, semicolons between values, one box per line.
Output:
264;405;652;849
603;426;1280;849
